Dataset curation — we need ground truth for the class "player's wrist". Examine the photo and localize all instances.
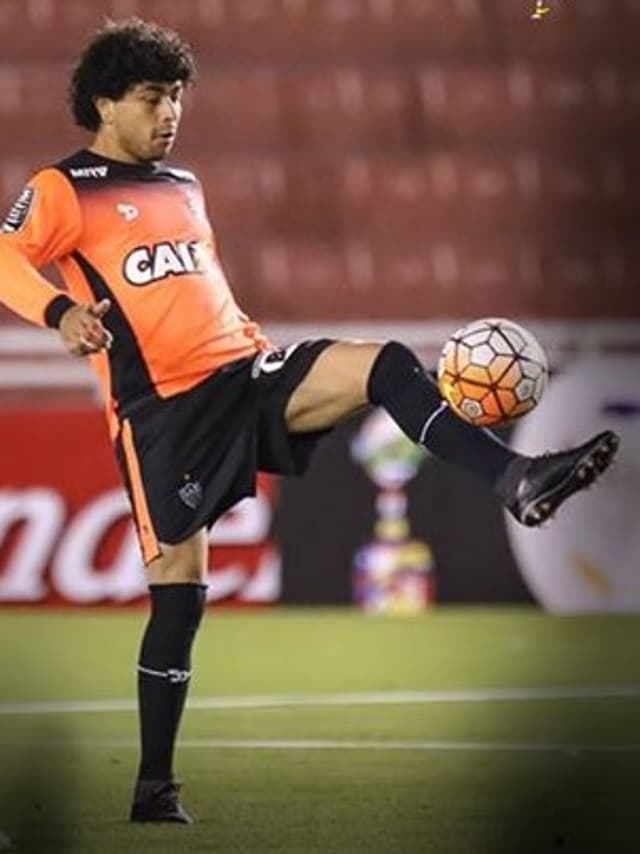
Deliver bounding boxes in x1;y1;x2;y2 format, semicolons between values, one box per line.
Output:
45;294;78;328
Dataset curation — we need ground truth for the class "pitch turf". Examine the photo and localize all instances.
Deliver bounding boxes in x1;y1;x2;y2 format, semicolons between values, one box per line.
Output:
0;607;639;853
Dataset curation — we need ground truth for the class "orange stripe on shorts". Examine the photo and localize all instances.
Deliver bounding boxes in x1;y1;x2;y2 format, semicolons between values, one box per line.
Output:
121;418;162;564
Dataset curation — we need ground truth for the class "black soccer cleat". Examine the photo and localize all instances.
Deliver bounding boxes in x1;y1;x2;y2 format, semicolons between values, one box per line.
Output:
129;779;194;824
498;430;620;527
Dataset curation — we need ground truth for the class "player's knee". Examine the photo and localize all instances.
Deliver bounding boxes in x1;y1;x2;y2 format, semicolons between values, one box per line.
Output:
367;340;429;405
167;561;206;585
147;535;208;585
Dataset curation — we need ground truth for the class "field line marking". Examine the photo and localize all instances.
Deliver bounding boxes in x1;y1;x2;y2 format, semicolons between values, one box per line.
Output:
156;739;640;753
5;738;640;754
2;685;640;716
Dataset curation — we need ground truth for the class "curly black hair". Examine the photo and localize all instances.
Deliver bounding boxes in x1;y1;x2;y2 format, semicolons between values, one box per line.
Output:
70;18;196;132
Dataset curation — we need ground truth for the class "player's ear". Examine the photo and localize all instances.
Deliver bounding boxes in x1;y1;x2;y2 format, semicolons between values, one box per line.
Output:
94;96;115;126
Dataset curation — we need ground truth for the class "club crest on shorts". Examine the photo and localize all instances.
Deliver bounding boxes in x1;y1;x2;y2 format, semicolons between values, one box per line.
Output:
178;476;203;510
251;343;299;378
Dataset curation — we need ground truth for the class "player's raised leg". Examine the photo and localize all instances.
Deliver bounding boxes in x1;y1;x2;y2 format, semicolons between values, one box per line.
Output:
285;340;619;525
129;529;209;824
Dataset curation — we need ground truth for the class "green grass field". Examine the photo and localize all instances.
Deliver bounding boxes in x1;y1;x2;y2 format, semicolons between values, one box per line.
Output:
1;607;639;853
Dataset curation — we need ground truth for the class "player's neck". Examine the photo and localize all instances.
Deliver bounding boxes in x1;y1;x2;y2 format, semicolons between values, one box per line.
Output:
89;133;155;167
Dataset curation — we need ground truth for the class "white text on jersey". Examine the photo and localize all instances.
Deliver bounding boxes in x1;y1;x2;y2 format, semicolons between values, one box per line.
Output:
69;166;109;179
123;240;209;286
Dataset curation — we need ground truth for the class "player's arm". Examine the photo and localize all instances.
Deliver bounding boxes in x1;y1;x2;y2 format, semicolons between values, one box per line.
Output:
0;169;112;356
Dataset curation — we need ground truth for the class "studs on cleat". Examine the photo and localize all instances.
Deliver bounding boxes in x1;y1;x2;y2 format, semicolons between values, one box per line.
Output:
524;501;551;525
577;461;597;484
504;429;621;527
535;501;551;521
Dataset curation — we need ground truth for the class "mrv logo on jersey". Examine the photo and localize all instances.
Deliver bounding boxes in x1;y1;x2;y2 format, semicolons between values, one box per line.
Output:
69;165;109;179
123;240;209;285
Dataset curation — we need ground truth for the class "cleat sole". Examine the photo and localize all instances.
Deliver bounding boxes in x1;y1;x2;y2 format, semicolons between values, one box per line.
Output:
520;431;620;526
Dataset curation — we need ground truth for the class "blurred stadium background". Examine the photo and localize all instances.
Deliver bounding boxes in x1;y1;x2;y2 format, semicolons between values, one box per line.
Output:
1;2;640;852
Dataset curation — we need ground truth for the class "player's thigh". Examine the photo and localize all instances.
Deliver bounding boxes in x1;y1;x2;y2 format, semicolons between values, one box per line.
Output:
285;340;384;432
146;527;209;585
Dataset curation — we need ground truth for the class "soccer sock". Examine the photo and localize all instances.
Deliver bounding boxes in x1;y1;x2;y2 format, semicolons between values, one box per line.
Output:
367;341;520;486
136;583;207;782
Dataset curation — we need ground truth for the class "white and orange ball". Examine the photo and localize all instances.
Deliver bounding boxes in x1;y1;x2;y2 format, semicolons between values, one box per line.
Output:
437;318;548;427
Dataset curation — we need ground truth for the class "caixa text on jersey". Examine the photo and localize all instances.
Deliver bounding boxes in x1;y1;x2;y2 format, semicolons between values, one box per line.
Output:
122;239;212;286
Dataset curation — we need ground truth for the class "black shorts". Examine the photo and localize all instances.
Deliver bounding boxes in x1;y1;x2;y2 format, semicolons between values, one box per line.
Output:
113;339;335;563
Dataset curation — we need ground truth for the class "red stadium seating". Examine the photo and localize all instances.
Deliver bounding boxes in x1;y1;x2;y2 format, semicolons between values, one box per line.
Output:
181;70;286;152
337;151;635;240
3;62;636;162
241;232;639;321
250;238;350;319
191;149;636;252
0;0;488;62
0;65;86;155
184;155;291;239
283;69;411;151
0;0;638;339
137;0;489;65
415;65;636;148
3;0;636;64
497;0;640;61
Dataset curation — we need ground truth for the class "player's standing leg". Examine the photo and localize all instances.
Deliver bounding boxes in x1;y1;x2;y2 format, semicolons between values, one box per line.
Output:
129;531;209;824
285;340;619;524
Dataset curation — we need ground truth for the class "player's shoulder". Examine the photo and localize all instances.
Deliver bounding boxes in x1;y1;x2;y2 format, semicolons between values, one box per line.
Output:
161;164;199;184
51;149;199;187
1;157;82;237
7;159;80;221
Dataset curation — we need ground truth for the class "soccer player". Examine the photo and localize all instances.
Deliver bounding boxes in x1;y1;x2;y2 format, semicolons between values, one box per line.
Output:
0;19;619;824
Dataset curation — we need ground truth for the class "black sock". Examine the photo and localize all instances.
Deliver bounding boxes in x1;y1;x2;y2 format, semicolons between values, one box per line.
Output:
136;583;207;782
367;341;521;487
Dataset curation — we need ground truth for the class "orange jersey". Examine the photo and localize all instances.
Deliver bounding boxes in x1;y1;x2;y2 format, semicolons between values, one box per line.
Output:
0;149;268;428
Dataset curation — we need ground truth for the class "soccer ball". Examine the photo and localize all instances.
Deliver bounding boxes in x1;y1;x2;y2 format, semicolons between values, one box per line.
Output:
437;318;548;427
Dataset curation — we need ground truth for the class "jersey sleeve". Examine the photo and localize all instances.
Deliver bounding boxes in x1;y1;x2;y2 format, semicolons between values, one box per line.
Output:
0;168;82;327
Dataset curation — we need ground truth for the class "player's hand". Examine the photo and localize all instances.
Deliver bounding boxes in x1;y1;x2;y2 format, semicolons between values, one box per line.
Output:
59;299;113;357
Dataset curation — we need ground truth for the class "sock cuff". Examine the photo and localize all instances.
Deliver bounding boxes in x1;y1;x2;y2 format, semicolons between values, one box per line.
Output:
148;583;208;591
147;584;208;609
145;583;208;638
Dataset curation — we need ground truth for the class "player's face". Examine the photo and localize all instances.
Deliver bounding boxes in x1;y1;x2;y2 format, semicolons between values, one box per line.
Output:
108;81;184;164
